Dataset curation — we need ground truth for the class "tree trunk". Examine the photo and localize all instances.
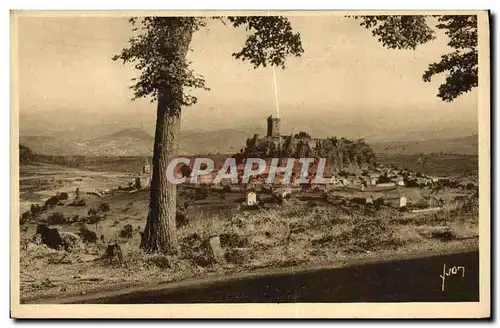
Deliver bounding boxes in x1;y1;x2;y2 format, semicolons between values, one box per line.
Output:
141;20;194;254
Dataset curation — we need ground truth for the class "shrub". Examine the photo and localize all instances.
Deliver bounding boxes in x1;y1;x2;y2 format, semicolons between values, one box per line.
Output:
30;204;44;217
219;233;249;248
119;224;133;239
77;226;97;243
176;210;189;228
195;188;209;200
224;249;251;265
44;196;59;207
86;215;101;225
145;254;171;268
46;212;67;225
58;192;69;200
345;216;396;251
99;203;110;212
73;198;86;206
20;211;31;225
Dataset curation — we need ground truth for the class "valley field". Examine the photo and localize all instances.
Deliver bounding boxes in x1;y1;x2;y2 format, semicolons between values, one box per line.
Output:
18;162;479;303
376;153;478;177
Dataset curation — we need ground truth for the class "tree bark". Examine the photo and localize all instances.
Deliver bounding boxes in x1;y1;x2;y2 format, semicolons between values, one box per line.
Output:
141;20;194;254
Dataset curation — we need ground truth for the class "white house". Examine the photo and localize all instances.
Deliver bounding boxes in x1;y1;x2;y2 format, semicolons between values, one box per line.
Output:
247;191;257;206
399;195;407;208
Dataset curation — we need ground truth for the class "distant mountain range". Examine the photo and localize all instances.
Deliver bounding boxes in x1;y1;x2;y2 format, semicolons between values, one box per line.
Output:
369;135;478;155
20;126;478;157
19;128;257;156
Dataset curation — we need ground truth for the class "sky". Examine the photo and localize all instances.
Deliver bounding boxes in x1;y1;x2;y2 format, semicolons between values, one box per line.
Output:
17;14;478;139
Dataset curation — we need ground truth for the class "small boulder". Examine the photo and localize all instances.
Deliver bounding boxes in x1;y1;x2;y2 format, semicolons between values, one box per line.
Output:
77;226;97;243
105;243;123;264
60;232;84;252
36;224;63;250
208;236;225;264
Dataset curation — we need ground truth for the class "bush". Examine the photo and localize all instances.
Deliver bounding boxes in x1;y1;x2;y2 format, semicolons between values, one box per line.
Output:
20;211;31;225
377;173;391;184
30;204;44;217
78;226;97;243
145;254;172;268
119;224;133;239
72;198;86;206
58;192;69;200
345;216;396;251
60;232;83;252
219;233;249;248
99;203;110;212
195;188;209;200
86;215;101;225
224;249;250;265
176;210;189;228
46;212;67;225
44;196;59;207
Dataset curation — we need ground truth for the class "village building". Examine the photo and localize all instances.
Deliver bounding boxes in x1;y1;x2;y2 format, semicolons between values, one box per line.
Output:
135;175;151;189
143;158;151;174
134;157;153;189
392;177;405;186
246;191;257;206
377;182;395;188
399;195;407;208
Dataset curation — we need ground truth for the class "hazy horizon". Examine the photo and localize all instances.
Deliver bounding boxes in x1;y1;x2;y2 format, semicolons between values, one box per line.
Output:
18;15;478;142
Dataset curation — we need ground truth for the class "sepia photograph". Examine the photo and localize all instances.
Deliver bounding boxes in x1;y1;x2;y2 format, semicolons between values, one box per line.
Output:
10;10;490;318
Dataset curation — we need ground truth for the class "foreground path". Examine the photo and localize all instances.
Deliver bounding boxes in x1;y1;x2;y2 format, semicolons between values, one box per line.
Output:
49;250;478;304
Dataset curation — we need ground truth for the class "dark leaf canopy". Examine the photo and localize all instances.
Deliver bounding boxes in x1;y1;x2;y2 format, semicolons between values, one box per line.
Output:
356;15;436;50
226;16;304;69
113;16;303;106
112;17;209;106
422;15;478;101
356;15;478;101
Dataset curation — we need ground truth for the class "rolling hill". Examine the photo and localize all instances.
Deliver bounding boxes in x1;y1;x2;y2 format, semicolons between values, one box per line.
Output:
20;126;479;157
369;135;478;155
19;128;259;156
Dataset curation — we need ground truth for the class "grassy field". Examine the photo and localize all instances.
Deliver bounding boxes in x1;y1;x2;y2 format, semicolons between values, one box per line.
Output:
30;152;479;180
376;153;478;177
18;163;479;302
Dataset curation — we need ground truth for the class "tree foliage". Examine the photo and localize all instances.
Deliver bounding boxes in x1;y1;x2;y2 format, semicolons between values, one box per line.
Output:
113;16;304;106
356;15;478;101
294;131;312;139
113;16;303;253
112;17;209;107
357;15;436;50
422;16;478;101
226;16;304;68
